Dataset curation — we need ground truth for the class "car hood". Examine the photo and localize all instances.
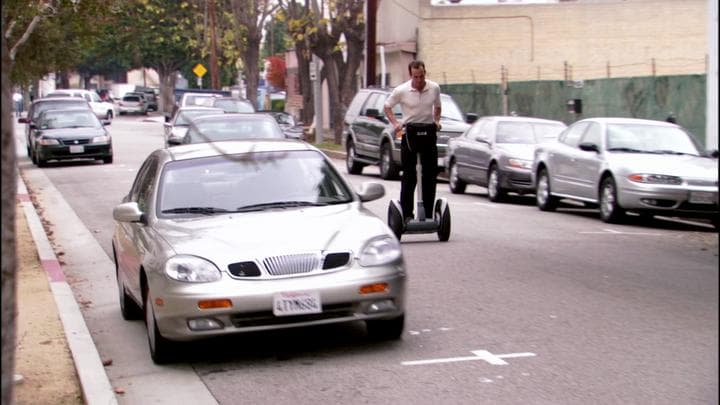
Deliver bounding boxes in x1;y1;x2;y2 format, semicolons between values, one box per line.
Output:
39;127;105;138
496;143;535;159
155;204;391;262
607;152;719;178
439;119;470;134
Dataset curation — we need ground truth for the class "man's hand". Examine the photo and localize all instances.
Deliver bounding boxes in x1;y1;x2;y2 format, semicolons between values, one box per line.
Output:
435;122;442;131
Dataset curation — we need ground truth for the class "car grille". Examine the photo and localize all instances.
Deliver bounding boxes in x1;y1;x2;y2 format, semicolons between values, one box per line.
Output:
60;138;91;146
228;251;352;278
230;303;356;328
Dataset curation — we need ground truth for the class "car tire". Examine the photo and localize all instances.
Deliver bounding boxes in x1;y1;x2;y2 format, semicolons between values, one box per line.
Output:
30;147;37;164
145;288;175;364
106;110;113;121
599;176;626;223
487;165;506;202
448;160;466;194
346;140;364;174
103;155;113;164
379;142;400;180
536;168;558;211
366;314;404;341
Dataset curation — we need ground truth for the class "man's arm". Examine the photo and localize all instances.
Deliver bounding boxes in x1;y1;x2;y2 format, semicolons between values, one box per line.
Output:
384;104;402;136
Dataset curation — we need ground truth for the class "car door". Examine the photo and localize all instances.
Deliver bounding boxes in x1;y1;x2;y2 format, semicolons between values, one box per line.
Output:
450;119;484;182
115;156;160;300
570;122;604;200
352;92;383;157
471;119;494;185
550;121;589;195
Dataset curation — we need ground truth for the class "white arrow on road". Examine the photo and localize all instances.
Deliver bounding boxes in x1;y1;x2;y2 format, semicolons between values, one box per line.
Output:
402;350;536;366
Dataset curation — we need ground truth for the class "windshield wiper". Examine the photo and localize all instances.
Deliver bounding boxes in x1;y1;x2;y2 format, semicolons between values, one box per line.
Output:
606;147;645;153
162;206;229;215
235;201;327;212
648;150;697;156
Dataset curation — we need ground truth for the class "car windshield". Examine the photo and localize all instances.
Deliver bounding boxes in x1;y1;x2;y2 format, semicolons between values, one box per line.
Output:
40;110;100;129
33;101;89;120
123;96;141;102
186;95;216;107
175;109;224;126
606;124;701;155
187;117;285;143
157;150;354;216
213;99;254;113
440;95;465;122
496;122;566;143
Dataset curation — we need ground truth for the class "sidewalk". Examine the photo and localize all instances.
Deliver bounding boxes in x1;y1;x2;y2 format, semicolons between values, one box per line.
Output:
15;172;118;405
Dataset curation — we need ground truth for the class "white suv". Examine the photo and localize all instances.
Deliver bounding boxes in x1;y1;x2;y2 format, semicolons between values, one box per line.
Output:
46;89;118;121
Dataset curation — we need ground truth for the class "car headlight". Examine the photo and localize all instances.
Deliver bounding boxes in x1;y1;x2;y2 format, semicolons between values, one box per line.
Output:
92;135;110;144
627;174;682;185
507;158;532;169
358;236;402;267
165;255;221;282
38;138;60;145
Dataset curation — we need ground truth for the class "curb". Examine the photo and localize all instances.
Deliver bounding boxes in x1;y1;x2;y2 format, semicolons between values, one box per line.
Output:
16;174;118;405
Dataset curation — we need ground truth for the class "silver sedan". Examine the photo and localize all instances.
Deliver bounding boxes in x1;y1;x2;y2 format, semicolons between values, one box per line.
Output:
112;140;406;363
532;117;719;226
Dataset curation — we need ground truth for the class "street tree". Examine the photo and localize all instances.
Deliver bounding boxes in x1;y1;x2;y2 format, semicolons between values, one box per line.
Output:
282;0;365;143
229;0;279;109
2;1;117;403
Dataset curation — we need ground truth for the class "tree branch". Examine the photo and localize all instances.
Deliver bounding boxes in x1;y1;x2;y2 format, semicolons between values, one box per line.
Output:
9;16;43;61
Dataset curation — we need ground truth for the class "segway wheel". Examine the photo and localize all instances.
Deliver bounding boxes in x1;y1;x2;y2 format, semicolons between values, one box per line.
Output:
435;200;451;242
387;200;404;240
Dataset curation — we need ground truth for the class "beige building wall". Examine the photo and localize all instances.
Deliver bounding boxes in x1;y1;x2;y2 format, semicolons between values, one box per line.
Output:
413;0;707;85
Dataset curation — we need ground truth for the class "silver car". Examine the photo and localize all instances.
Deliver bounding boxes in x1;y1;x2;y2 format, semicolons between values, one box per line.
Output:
532;117;719;226
181;113;285;144
446;116;566;201
112;140;406;363
163;106;224;147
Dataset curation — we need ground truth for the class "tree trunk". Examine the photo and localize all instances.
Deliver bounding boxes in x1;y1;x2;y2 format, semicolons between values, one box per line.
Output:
295;46;313;125
1;32;18;405
243;43;261;110
156;64;178;115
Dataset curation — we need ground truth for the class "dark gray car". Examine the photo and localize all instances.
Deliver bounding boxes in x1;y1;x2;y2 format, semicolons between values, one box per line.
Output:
446;116;566;201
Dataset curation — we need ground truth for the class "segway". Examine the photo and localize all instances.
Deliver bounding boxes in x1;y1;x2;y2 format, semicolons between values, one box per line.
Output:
388;123;451;242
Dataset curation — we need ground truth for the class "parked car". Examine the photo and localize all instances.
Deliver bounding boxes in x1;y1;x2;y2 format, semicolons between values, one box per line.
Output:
264;111;306;140
118;94;148;115
343;87;477;179
124;91;157;112
111;139;406;363
446;116;567;201
163;106;225;147
45;88;117;121
179;113;285;145
532;117;719;226
210;97;255;113
19;96;96;158
29;107;112;167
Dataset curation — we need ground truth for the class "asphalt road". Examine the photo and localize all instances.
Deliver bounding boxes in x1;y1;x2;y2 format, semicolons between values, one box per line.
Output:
16;114;719;405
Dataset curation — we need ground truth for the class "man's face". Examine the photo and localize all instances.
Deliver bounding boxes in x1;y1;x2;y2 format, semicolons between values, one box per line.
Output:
410;67;426;90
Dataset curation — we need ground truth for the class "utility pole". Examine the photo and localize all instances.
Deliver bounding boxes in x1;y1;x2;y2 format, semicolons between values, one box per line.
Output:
365;0;377;86
312;55;323;144
208;0;220;89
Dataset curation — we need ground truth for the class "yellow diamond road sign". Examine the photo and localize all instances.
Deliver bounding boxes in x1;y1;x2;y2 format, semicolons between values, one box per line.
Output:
193;63;207;78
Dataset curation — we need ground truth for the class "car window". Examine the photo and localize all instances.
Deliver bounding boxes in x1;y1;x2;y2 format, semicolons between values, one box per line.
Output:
189;119;284;143
496;122;537;144
534;123;567;141
157;150;353;216
606;124;701;155
123;95;141;102
440;95;465;122
559;122;589;147
466;119;488;141
32;100;89;120
175;109;223;126
345;91;367;122
362;93;382;115
40;110;99;129
89;93;101;103
129;157;159;212
580;122;602;147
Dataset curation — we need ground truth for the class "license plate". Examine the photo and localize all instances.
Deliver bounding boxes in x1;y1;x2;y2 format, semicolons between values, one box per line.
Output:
689;191;715;204
273;291;321;316
69;145;84;154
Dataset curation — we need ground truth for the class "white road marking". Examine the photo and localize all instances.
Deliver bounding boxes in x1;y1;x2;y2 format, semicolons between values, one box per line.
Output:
579;229;662;236
402;350;536;366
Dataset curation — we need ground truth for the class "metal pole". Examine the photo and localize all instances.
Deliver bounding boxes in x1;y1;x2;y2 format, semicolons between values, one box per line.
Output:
313;54;323;144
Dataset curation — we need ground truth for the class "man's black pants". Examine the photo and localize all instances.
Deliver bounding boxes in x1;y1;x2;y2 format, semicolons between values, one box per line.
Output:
400;124;438;220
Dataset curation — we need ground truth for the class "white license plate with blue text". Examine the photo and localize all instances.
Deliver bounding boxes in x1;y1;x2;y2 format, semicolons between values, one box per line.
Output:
689;191;715;204
273;291;322;316
69;145;84;154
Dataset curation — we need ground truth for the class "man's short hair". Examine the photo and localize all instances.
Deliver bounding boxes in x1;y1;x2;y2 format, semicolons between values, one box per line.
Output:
408;60;426;74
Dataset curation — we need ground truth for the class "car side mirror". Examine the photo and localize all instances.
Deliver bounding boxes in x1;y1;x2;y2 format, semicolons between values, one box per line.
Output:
164;115;171;123
466;113;478;124
579;142;599;153
357;182;385;202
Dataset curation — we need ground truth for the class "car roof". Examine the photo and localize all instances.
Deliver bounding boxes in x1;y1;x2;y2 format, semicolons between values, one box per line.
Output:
177;106;225;111
190;113;274;123
36;96;87;103
577;117;677;126
162;139;318;162
480;116;567;125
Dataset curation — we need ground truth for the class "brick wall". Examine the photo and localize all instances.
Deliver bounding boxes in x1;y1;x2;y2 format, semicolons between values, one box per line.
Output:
418;0;708;84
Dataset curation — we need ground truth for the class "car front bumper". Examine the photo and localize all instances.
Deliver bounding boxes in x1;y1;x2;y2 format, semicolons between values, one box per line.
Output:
618;180;719;217
37;144;112;162
149;264;407;341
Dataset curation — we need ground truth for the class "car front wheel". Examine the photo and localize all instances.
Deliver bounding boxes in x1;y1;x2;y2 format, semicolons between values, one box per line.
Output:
448;160;466;194
487;165;506;202
536;169;558;211
346;140;364;174
599;176;625;223
145;289;175;364
366;314;404;341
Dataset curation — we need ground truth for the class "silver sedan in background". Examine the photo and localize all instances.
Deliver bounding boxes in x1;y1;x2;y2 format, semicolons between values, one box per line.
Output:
532;117;719;227
163;106;225;147
111;140;406;364
446;115;566;201
180;113;285;144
